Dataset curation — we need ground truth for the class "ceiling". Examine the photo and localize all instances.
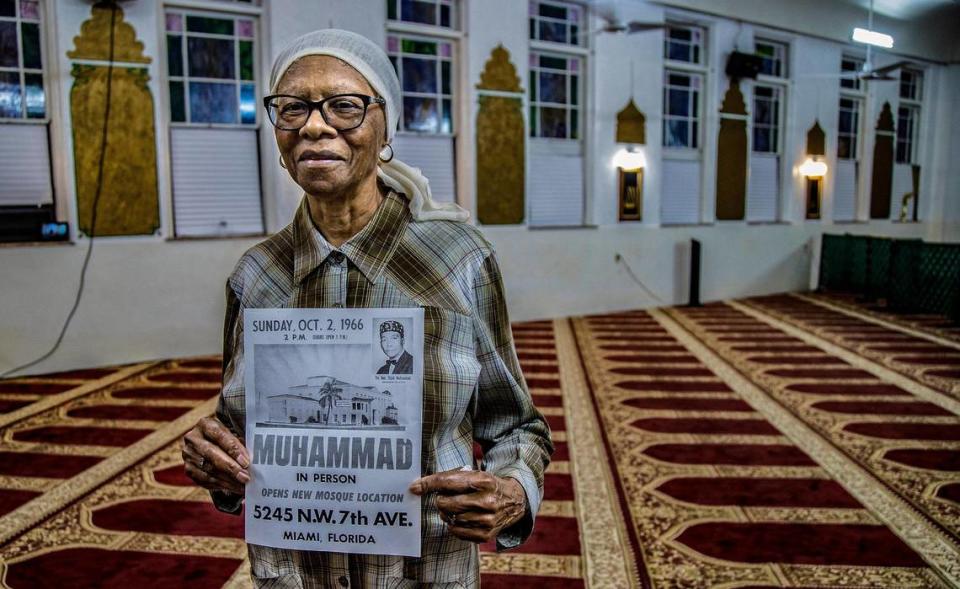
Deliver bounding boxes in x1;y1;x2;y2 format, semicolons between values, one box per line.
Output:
843;0;960;19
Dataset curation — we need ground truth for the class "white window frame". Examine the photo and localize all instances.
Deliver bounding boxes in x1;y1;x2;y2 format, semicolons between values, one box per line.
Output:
896;67;923;165
662;69;703;151
160;0;265;238
526;0;587;227
660;19;709;226
528;0;585;48
664;22;705;66
387;0;457;30
754;37;788;79
387;2;462;206
0;0;46;122
387;32;456;135
662;22;707;156
834;53;866;223
528;50;582;140
163;8;260;128
0;0;58;233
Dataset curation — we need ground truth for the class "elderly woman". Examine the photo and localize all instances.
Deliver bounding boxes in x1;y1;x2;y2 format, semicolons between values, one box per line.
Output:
181;29;553;587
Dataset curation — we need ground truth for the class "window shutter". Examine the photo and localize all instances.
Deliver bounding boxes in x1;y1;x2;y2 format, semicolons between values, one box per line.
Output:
746;154;779;222
833;159;858;221
390;134;456;203
0;124;52;206
171;128;263;237
528;142;584;227
661;158;701;225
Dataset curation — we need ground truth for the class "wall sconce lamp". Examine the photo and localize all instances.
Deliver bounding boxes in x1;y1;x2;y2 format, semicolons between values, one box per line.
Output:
803;121;827;219
615;99;646;221
613;146;647;170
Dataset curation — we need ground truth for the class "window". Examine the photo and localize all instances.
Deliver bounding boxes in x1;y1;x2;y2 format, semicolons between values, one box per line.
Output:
840;55;864;91
387;2;459;203
663;71;701;149
899;68;922;101
664;23;704;64
528;0;583;46
837;97;860;160
748;83;784;222
755;38;787;78
165;12;257;125
835;55;865;223
752;85;780;153
896;68;922;164
164;9;263;237
387;35;453;134
387;0;456;28
0;0;43;120
529;52;580;139
750;37;789;223
528;2;586;227
0;0;54;241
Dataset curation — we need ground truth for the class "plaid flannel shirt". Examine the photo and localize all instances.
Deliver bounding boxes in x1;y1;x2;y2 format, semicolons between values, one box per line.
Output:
213;190;553;588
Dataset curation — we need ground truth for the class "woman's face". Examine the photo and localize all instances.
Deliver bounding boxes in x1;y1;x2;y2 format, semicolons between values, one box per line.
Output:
274;55;386;198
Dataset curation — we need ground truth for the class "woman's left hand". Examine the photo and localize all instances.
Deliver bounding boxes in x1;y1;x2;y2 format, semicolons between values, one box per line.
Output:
410;470;527;543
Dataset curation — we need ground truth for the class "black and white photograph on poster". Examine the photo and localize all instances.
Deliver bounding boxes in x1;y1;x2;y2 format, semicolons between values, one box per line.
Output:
373;317;414;378
254;345;409;430
243;308;424;557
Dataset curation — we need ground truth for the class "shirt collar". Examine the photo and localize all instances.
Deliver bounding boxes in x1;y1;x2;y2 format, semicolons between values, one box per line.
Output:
293;190;410;284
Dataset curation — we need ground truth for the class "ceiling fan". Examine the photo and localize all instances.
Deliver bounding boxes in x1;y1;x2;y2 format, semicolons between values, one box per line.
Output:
577;0;665;39
802;0;911;82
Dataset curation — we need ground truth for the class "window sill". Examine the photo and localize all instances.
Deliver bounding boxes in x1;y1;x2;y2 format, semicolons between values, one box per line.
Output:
527;224;598;231
166;233;266;242
832;220;868;225
0;239;74;249
747;220;789;226
386;21;463;40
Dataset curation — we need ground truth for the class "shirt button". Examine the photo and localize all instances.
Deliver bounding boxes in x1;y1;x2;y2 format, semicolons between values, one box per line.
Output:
329;251;345;264
338;576;349;587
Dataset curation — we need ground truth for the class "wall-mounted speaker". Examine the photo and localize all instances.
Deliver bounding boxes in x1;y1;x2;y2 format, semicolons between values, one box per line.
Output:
725;51;763;80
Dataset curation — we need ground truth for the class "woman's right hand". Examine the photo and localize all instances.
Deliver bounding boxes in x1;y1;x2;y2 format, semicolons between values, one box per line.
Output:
182;416;251;495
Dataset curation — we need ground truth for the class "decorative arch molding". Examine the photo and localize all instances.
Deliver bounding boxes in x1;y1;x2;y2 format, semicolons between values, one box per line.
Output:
715;81;748;221
68;2;159;237
476;45;525;225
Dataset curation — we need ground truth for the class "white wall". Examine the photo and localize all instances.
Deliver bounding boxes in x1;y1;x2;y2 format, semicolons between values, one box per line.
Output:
0;0;955;375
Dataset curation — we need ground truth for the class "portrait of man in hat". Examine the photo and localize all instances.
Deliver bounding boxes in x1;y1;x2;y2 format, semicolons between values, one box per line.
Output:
376;319;413;375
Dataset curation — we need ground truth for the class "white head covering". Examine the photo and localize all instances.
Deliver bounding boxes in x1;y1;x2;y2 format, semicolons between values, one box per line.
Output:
269;29;469;223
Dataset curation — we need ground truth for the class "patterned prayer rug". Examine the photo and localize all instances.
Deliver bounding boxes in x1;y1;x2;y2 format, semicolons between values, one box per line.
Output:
2;304;958;588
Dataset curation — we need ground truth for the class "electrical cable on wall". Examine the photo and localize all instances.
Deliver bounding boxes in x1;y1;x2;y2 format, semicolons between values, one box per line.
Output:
614;252;665;304
1;3;119;378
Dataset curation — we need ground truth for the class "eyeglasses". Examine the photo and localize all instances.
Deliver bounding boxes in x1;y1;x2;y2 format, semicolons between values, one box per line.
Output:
262;93;386;132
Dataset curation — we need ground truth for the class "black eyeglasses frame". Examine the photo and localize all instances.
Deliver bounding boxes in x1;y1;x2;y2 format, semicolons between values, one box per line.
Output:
262;93;387;131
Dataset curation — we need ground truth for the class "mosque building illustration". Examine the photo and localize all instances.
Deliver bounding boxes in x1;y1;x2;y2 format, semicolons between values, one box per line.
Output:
265;375;400;428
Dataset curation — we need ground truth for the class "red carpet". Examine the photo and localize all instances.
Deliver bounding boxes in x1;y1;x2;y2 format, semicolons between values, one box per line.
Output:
2;297;958;588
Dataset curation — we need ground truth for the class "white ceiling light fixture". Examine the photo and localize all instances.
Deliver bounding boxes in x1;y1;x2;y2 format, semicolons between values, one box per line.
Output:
852;27;894;48
852;0;895;49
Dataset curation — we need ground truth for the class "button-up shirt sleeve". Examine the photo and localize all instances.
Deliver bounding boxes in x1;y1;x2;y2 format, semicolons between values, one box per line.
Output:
210;280;246;515
470;252;554;550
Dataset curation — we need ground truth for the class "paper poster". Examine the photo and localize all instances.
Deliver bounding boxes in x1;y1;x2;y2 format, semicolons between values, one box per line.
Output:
243;308;424;557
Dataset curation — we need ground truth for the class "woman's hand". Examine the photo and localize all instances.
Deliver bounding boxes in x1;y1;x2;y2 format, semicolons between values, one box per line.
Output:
410;469;527;543
182;416;251;495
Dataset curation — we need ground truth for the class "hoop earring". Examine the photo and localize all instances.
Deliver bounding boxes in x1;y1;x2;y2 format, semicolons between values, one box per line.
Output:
379;144;394;163
279;155;287;169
